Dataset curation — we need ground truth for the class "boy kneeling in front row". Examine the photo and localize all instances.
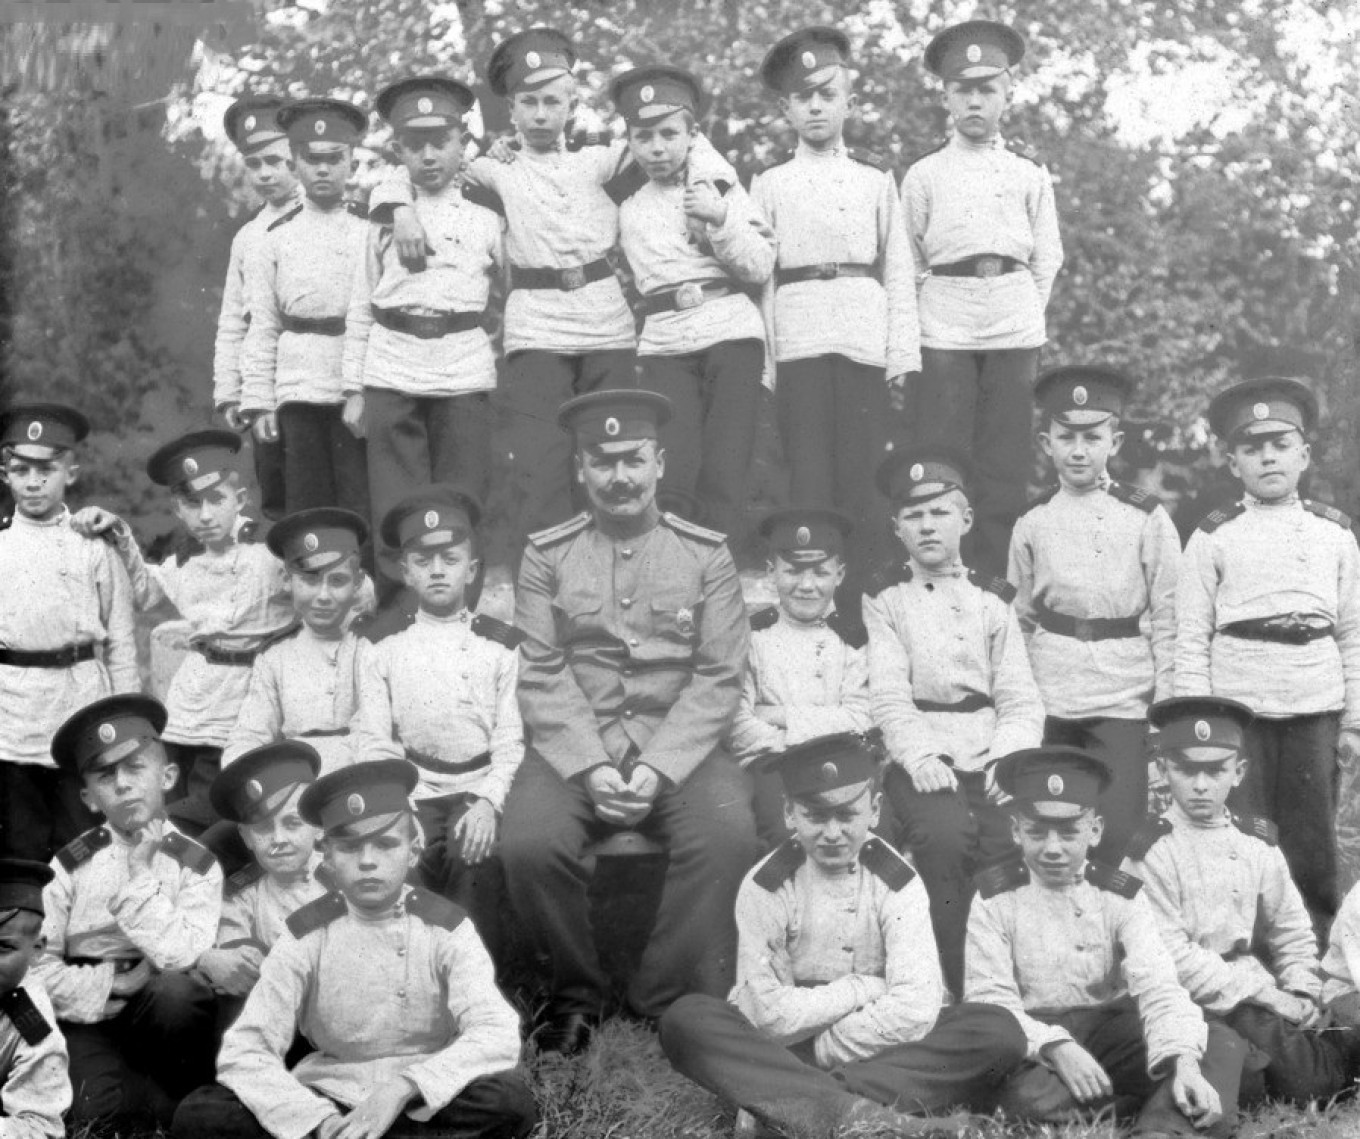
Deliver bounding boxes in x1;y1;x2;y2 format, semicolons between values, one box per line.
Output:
173;759;536;1139
660;731;1025;1139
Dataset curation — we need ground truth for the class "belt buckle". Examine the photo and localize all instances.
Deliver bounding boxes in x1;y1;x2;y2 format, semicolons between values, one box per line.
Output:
1072;618;1095;642
976;255;1003;279
560;266;587;291
674;282;705;310
814;262;839;281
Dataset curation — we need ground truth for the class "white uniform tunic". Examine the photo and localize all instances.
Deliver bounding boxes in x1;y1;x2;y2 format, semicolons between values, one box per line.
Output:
0;977;71;1139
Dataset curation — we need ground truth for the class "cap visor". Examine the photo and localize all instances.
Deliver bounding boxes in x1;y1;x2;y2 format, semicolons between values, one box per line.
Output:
953;64;1008;79
6;443;68;460
1235;421;1299;438
1166;745;1239;766
1018;799;1087;820
516;67;572;91
1053;410;1115;427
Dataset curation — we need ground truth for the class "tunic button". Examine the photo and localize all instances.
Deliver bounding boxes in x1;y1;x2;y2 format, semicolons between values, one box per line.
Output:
621;598;633;609
624;709;634;718
397;988;407;998
629;638;639;647
621;549;634;560
397;947;405;956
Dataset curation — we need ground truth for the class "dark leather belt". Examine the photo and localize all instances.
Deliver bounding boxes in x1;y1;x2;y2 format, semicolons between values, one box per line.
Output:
1219;618;1335;646
192;640;264;666
775;262;878;286
916;694;993;714
372;306;483;339
280;314;346;336
1035;602;1142;642
930;254;1024;278
510;259;613;291
0;644;96;668
300;728;351;739
637;280;736;317
406;749;491;776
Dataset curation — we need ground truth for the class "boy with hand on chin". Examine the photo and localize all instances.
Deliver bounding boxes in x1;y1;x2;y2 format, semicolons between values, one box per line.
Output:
1124;697;1360;1105
36;695;221;1125
966;747;1244;1136
660;731;1026;1139
174;759;536;1139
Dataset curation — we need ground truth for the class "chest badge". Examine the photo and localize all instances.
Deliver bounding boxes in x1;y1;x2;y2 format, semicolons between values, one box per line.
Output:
675;607;695;636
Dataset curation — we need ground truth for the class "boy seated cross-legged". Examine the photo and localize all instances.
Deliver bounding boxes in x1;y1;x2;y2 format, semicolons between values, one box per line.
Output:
660;731;1026;1139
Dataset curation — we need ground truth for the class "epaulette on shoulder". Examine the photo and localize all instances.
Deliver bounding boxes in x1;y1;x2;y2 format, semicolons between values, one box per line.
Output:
1021;485;1061;515
662;511;726;546
904;139;949;171
471;613;525;649
266;202;303;232
1197;502;1246;534
603;162;649;206
1108;482;1161;514
256;620;303;654
825;608;867;649
1085;860;1142;899
160;831;216;876
56;826;112;872
346;200;369;220
286;891;348;938
528;511;591;550
224;861;266;898
859;837;915;891
567;128;612;151
974;856;1028;899
351;604;417;645
1006;138;1043;166
1304;499;1353;530
1231;813;1279;847
846;148;888;173
1124;816;1173;861
968;569;1017;604
0;988;52;1046
405;886;468;932
749;606;779;633
752;840;806;892
864;560;912;599
461;182;505;217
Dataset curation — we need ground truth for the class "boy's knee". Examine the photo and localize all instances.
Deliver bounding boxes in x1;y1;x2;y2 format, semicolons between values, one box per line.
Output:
141;969;217;1032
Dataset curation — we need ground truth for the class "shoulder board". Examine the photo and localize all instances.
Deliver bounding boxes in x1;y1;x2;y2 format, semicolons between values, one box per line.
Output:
662;512;726;546
461;183;505;217
1197;502;1246;534
471;614;525;649
968;570;1017;604
0;988;52;1047
1124;816;1173;861
528;511;591;550
1231;814;1279;846
404;886;468;932
825;608;867;649
603;162;649;206
858;837;915;891
567;128;612;151
1108;482;1161;514
904;139;949;171
749;606;779;633
864;560;912;599
172;532;207;567
1085;860;1143;898
974;856;1028;899
160;831;216;876
752;839;806;892
285;891;348;938
1304;500;1353;529
762;149;795;172
224;861;267;898
56;826;112;872
352;605;417;644
346;201;369;220
266;203;303;232
1021;485;1061;515
1005;138;1043;165
846;148;888;173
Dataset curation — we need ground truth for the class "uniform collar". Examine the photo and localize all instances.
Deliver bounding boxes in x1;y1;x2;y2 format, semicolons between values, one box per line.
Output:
908;556;966;580
780;607;833;631
1243;491;1300;510
796;138;845;160
1168;801;1232;830
951;133;1003;154
415;606;470;628
11;504;70;529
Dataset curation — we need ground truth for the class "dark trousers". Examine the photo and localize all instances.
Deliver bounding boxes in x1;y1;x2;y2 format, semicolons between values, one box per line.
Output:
500;349;636;556
500;749;758;1019
365;388;491;583
164;742;223;836
171;1071;538;1139
1044;716;1149;863
1224;1002;1358;1106
276;401;370;521
775;355;894;575
884;765;1015;998
914;347;1039;577
0;759;98;860
660;995;1026;1137
999;999;1246;1136
1230;712;1341;925
64;970;218;1124
250;435;287;521
642;338;763;539
413;793;507;963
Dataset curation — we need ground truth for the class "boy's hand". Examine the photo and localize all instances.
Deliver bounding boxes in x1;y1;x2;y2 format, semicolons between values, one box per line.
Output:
127;817;164;877
109;957;153;997
342;394;366;439
1258;987;1316;1025
333;1077;418;1139
220;403;247;431
1171;1055;1222;1129
887;371;919;414
69;506;123;539
1338;728;1360;767
197;947;263;996
313;1113;345;1139
485;136;519;164
391;205;430;270
252;412;279;444
909;756;959;794
451;799;497;866
683;180;727;227
1044;1040;1112;1103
